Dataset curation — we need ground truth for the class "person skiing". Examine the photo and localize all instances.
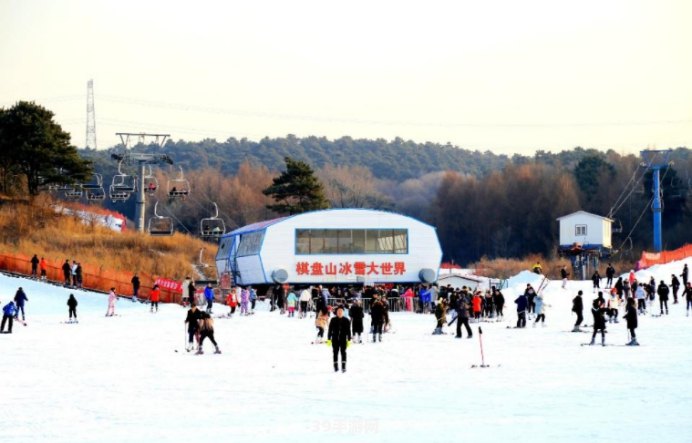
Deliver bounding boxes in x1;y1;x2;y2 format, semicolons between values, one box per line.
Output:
62;259;71;287
39;257;47;281
471;291;482;322
589;298;608;346
572;290;584;332
1;301;17;333
131;273;140;302
657;280;670;315
635;282;647;314
560;266;569;289
204;283;215;314
452;292;472;338
605;263;615;289
671;275;681;304
433;298;447;334
327;305;351;372
225;288;238;317
493;287;505;320
623;297;639;346
533;293;546;327
349;300;364;343
150;284;160;313
13;287;28;321
607;291;620;324
370;295;385;342
196;311;221;354
614;277;624;300
524;284;536;319
314;308;329;343
30;254;39;278
67;293;78;323
184;304;201;352
181;276;193;306
592;270;601;292
249;286;257;312
239;286;249;315
682;264;689;287
684;282;692;316
106;288;117;317
532;261;542;274
286;289;297;317
514;291;528;328
299;287;311;318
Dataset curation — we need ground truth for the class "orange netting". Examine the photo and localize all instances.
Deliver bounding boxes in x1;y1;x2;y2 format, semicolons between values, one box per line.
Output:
0;253;183;304
637;244;692;269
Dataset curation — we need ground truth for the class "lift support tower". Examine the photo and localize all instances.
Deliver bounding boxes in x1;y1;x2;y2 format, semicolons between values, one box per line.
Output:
640;149;673;252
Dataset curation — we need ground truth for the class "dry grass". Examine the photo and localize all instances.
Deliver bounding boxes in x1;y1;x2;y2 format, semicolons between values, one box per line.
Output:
0;195;217;281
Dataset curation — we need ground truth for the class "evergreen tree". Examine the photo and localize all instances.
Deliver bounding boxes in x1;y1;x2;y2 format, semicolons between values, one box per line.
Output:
263;157;329;215
0;101;92;195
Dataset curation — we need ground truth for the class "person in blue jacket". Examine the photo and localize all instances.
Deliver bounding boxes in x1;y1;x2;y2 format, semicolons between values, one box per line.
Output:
204;283;215;314
1;301;17;333
419;286;431;314
514;292;528;328
13;287;28;321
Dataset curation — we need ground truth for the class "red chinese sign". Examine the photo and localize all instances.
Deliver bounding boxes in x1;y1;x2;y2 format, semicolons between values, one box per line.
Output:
295;261;406;276
154;277;183;294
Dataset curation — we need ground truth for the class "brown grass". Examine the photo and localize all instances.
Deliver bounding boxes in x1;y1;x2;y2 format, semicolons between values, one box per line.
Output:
0;195;217;281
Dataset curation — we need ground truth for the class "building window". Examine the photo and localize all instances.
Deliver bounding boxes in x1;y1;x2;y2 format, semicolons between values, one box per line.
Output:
575;225;587;236
237;231;264;256
295;229;408;255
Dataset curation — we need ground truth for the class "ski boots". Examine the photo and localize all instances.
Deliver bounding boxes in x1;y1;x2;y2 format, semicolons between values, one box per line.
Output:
627;339;640;346
214;347;222;354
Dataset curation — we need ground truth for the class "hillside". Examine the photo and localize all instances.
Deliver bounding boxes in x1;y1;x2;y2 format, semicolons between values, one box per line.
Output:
0;195;216;292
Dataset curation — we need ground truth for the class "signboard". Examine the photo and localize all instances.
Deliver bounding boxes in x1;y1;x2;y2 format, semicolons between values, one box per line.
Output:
154;277;183;294
295;260;407;277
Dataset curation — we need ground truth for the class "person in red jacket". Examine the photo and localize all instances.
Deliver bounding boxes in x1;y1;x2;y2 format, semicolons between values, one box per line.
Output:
472;292;483;321
39;257;47;281
150;284;161;313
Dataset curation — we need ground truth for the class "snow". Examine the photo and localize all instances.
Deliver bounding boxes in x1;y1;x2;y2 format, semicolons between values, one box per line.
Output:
1;257;692;443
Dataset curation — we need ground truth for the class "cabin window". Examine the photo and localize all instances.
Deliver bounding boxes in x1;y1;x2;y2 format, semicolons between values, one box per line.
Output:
237;231;264;256
295;229;408;255
575;225;587;236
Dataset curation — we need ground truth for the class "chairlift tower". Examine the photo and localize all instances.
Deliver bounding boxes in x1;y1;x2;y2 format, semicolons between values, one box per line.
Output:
640;149;673;252
113;133;174;233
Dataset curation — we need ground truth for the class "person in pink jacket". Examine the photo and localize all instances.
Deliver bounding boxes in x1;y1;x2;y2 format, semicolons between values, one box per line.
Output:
106;287;117;317
403;287;414;312
240;287;249;315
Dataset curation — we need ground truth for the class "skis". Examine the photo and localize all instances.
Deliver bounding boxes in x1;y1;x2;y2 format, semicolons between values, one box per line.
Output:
61;320;79;324
14;318;27;327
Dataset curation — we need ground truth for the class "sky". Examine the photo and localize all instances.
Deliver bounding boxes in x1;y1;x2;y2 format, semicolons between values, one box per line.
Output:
1;0;691;155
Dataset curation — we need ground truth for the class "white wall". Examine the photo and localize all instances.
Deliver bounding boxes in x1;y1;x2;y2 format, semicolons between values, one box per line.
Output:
558;211;611;247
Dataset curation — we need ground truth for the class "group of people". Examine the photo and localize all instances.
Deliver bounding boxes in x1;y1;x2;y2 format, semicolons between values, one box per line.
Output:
29;254;48;281
61;259;83;288
1;287;29;333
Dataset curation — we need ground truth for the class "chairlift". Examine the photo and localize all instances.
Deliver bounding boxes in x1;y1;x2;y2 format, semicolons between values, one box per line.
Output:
143;165;158;195
83;173;106;201
147;201;174;236
611;219;623;234
109;184;130;202
111;160;136;194
200;202;226;242
64;185;83;200
167;166;190;199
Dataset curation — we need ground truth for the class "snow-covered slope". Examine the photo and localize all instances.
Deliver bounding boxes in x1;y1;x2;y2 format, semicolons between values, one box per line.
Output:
1;257;691;443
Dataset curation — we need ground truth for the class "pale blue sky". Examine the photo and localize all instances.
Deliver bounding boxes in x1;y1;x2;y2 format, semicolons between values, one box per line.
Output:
1;0;690;154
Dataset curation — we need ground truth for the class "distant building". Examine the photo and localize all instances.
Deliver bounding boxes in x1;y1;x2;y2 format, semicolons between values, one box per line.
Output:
215;208;442;287
556;210;614;279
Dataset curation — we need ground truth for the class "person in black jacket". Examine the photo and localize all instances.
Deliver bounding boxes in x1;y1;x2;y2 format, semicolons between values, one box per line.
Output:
13;287;28;321
657;281;670;315
349;300;364;343
328;306;352;372
492;288;505;320
370;296;385;343
572;290;584;332
683;282;692;316
452;294;473;338
184;305;201;352
671;274;681;304
67;293;78;323
131;274;141;302
589;299;608;346
623;297;639;346
605;264;615;289
62;260;71;287
592;270;601;292
30;254;39;278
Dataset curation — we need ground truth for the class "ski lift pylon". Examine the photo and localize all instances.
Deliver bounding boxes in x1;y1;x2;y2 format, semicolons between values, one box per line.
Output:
200;202;226;242
147;201;174;236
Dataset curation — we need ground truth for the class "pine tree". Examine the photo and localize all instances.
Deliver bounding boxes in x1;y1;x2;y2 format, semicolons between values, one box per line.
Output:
263;157;329;215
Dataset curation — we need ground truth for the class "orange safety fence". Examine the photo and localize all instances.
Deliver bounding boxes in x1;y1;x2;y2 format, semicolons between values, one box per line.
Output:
0;253;184;304
637;244;692;269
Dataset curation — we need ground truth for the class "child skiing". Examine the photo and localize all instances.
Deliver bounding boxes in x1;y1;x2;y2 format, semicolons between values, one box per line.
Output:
433;299;447;334
240;286;249;315
327;305;351;372
67;294;78;323
533;293;546;327
150;284;160;313
314;308;329;343
204;283;215;314
105;288;117;317
225;289;238;317
287;290;297;317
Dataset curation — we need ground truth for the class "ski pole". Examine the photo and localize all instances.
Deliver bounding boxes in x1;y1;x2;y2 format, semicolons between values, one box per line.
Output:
478;326;486;367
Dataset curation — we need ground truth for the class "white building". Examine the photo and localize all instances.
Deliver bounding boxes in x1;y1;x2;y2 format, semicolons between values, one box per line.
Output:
556;210;613;251
215;209;443;286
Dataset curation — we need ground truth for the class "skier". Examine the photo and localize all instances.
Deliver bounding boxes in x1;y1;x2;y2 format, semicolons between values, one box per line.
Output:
671;274;681;304
589;299;608;346
591;270;601;292
382;296;391;332
607;291;619;323
184;304;201;351
370;295;385;342
150;284;160;313
560;266;569;289
71;260;78;288
327;305;351;372
622;279;631;299
614;277;624;300
204;283;214;314
605;263;615;289
62;259;71;287
249;286;257;312
453;293;472;338
314;308;329;343
571;290;584;332
181;276;193;306
418;285;431;314
239;286;249;315
39;257;47;280
286;289;297;317
105;287;117;317
67;293;78;322
75;262;83;288
684;282;692;316
433;299;447;334
682;264;689;287
196;311;221;354
1;301;17;333
635;282;647;314
349;300;364;343
533;293;546;327
13;287;28;321
131;273;140;302
471;291;482;322
524;284;536;319
623;297;639;345
657;280;670;315
225;288;238;317
299;286;311;318
493;287;505;320
30;254;39;278
532;261;542;274
514;291;528;328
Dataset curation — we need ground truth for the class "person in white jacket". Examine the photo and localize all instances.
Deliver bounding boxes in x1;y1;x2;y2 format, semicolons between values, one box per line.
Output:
299;287;312;318
106;288;117;317
635;283;647;314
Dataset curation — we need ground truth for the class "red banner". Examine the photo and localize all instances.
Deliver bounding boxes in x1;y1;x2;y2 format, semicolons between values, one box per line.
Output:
154;277;183;294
